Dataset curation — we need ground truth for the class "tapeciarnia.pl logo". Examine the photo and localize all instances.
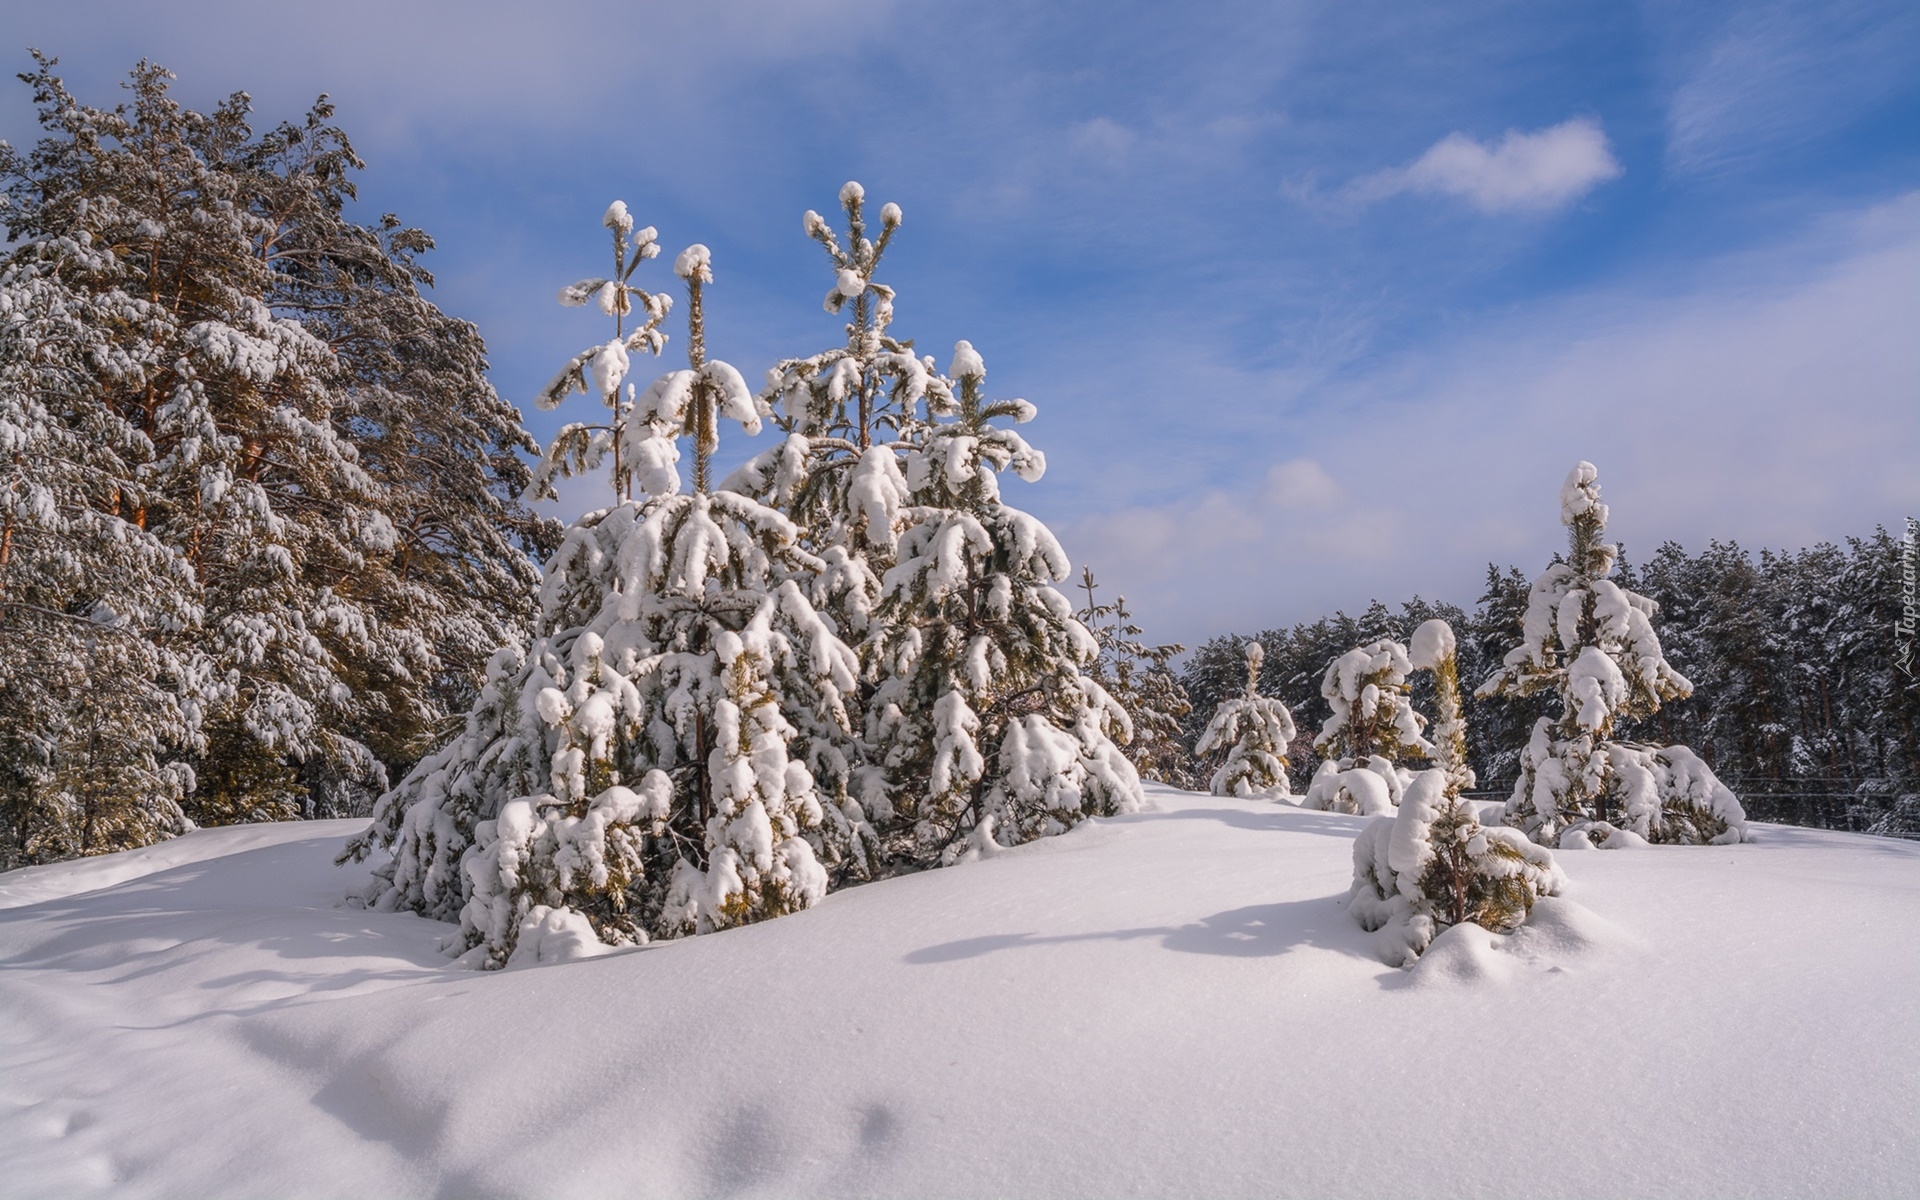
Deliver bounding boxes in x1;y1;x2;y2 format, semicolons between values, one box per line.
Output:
1898;517;1917;681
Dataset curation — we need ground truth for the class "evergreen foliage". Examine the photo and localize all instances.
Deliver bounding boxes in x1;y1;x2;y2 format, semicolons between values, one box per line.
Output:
865;340;1142;864
1300;636;1432;814
0;242;201;863
1181;596;1476;795
356;188;1145;959
1349;618;1563;965
1075;568;1196;787
1478;462;1746;846
1193;642;1296;798
0;57;549;865
1180;534;1913;839
1624;532;1920;837
353;216;862;965
728;182;953;829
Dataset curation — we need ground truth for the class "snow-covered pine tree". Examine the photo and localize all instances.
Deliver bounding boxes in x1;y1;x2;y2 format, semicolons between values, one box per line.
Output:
254;130;557;800
1478;462;1747;847
865;340;1142;863
1348;617;1565;964
0;238;204;865
726;183;955;826
1300;639;1431;814
2;58;385;824
1194;641;1297;799
2;57;554;837
352;215;861;965
529;201;673;505
1075;567;1196;787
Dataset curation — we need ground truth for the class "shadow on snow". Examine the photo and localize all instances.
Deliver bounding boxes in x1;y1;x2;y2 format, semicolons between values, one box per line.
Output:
904;893;1375;966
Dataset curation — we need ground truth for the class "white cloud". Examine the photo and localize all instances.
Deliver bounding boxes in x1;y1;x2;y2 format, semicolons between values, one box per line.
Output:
1067;117;1138;168
1347;118;1623;214
1262;459;1342;510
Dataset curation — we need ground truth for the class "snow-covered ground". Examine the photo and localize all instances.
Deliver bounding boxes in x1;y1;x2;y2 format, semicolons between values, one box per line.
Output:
2;785;1915;1199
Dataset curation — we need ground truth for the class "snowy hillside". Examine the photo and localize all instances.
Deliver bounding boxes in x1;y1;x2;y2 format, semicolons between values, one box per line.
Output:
3;785;1915;1199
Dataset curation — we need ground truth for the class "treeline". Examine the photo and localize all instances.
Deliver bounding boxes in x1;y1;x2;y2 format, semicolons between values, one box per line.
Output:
1179;531;1920;837
0;58;556;866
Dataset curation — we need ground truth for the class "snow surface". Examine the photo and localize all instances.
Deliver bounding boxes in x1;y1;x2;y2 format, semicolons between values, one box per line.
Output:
3;792;1916;1198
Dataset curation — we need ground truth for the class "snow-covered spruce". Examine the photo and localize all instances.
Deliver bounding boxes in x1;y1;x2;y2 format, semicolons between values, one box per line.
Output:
730;184;1139;864
351;217;860;965
1194;642;1296;799
725;183;955;834
1300;638;1431;815
1347;617;1562;965
1478;462;1747;847
864;341;1141;864
1076;568;1197;788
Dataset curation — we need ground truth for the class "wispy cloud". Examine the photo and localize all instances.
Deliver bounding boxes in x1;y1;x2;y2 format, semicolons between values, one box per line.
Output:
1663;0;1918;175
1343;119;1623;214
0;0;901;147
1059;194;1920;647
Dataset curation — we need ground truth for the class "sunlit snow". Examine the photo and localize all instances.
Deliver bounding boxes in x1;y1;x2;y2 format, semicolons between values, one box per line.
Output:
2;787;1914;1198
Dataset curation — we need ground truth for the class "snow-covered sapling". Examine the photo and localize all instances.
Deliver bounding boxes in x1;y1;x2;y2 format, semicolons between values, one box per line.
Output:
1478;462;1747;847
531;201;674;503
1348;616;1563;966
1194;642;1297;799
1348;769;1566;967
1300;639;1431;815
1409;618;1475;797
866;340;1142;863
727;183;955;830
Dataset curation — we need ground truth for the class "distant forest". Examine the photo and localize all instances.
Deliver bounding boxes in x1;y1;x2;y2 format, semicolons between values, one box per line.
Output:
1178;528;1920;837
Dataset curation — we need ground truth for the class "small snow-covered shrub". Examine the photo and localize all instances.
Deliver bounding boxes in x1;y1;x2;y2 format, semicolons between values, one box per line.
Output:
1350;770;1566;966
1302;757;1405;815
1194;642;1297;799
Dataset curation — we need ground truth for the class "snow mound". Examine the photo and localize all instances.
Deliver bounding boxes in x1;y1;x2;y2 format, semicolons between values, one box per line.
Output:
1399;896;1640;987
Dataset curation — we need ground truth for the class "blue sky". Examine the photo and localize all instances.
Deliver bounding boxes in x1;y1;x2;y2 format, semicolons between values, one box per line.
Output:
5;0;1916;647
